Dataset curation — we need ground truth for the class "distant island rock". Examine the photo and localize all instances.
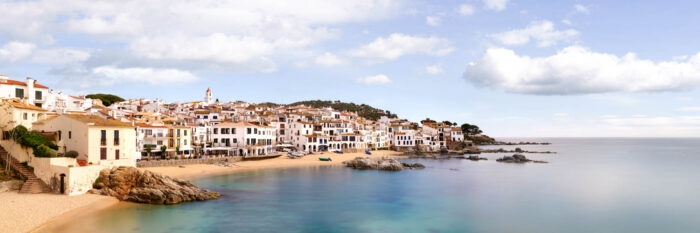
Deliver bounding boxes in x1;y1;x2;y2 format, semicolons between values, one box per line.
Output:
90;167;222;204
496;154;548;163
480;147;556;154
343;157;425;171
465;155;488;161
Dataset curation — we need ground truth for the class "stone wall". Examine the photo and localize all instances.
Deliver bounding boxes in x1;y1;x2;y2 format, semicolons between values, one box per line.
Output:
136;157;241;168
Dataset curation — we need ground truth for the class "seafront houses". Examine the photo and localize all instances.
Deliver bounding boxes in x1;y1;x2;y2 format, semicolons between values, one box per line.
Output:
168;125;194;157
0;99;49;162
0;76;49;107
210;122;277;156
136;123;169;159
33;114;137;167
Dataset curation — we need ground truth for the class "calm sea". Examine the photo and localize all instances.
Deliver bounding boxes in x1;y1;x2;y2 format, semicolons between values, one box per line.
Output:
54;138;700;233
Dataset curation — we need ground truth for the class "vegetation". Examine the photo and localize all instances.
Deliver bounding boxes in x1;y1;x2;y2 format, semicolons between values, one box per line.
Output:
160;145;167;158
65;150;79;158
468;135;496;145
9;125;28;142
421;118;436;124
85;93;125;106
33;144;52;158
288;100;396;121
145;144;154;158
460;123;483;136
20;132;46;148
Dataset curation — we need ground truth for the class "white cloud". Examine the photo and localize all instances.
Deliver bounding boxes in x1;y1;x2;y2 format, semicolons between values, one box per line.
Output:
357;74;392;85
0;42;36;62
490;20;579;47
314;52;344;66
91;66;200;86
65;14;142;36
562;19;573;26
426;16;441;27
678;107;700;112
464;46;700;94
350;33;454;62
575;4;589;14
483;0;508;11
425;65;444;75
457;4;475;16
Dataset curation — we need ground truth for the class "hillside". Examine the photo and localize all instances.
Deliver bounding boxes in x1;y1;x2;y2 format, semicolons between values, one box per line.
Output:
286;100;397;121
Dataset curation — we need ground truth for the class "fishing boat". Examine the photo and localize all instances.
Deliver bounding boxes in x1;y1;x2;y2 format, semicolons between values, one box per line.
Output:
319;157;332;161
334;150;343;154
365;150;371;155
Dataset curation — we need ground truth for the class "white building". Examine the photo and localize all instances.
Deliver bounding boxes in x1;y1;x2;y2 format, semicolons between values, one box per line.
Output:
0;76;49;108
210;122;277;156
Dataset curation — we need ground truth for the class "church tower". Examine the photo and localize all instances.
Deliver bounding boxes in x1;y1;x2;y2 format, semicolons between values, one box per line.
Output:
205;88;212;104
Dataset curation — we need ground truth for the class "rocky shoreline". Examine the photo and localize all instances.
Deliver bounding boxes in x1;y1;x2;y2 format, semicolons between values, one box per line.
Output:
479;148;556;154
343;157;425;171
90;167;222;204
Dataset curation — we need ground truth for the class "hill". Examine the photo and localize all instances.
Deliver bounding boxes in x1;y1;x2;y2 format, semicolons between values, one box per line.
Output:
287;100;396;121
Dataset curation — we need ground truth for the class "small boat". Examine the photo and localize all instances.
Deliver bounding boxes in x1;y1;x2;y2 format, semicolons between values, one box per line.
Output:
365;150;371;155
334;150;343;154
319;157;332;161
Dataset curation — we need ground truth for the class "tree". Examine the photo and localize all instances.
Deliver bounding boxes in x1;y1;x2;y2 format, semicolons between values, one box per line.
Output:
442;120;455;126
85;94;125;106
160;145;167;159
176;145;181;156
145;144;153;159
421;118;436;124
461;123;483;136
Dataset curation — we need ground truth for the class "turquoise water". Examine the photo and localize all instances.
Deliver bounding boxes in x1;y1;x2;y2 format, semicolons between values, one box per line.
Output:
60;138;700;233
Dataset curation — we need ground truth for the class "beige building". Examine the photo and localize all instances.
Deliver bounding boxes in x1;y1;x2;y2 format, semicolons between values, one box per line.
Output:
33;114;137;167
0;98;48;131
168;125;193;156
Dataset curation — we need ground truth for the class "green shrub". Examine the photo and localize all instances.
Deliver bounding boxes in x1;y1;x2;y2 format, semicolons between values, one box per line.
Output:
20;132;45;148
9;125;28;142
33;145;52;158
46;141;59;150
65;150;79;158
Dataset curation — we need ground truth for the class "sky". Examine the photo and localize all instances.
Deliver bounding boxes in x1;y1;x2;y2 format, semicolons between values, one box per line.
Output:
2;0;700;137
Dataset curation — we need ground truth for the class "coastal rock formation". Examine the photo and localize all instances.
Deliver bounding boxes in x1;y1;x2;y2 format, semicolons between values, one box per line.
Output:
466;155;487;161
90;166;222;204
343;157;425;171
480;148;556;154
496;154;548;164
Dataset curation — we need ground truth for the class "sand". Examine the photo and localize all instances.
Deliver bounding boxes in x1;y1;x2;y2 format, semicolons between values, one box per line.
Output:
145;150;404;179
7;150;403;233
0;192;117;233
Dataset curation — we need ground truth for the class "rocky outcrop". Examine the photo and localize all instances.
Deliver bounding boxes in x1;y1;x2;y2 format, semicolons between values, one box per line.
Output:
465;155;487;161
90;166;222;204
479;148;556;154
343;157;425;171
496;154;548;163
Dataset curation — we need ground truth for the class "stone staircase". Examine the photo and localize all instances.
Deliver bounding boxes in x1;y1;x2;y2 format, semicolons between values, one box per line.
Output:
0;146;52;194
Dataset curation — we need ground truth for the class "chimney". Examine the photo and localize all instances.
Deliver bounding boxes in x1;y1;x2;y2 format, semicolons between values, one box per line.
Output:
26;77;36;105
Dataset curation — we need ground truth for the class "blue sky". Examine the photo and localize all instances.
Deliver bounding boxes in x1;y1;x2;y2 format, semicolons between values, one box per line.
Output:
2;0;700;137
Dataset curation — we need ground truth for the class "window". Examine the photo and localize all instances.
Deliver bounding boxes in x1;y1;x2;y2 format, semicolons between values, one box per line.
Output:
35;91;42;100
247;128;251;134
100;148;107;160
169;139;174;147
69;131;72;139
177;129;181;137
204;115;208;119
254;128;258;134
101;130;106;146
23;113;27;120
213;115;218;119
213;128;218;134
213;139;218;143
15;88;24;98
184;130;188;136
184;139;187;145
115;149;120;160
232;128;236;134
114;130;119;145
58;131;62;140
157;140;162;145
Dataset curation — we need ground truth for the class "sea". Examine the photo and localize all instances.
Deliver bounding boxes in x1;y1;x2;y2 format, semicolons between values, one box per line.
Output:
51;138;700;233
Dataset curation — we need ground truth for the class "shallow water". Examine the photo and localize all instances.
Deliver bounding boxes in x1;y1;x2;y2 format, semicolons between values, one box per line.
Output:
55;138;700;233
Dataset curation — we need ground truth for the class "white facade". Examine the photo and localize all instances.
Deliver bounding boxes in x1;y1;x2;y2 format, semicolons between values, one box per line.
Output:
0;76;49;107
210;122;277;156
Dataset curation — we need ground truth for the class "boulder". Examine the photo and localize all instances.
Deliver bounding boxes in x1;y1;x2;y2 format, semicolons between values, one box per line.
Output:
496;154;548;164
90;166;222;204
466;155;487;161
343;157;425;171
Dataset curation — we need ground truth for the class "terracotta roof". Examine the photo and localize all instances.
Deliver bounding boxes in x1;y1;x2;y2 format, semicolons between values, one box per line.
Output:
214;121;275;128
71;115;133;127
70;95;85;100
136;123;167;128
2;99;46;111
0;79;48;88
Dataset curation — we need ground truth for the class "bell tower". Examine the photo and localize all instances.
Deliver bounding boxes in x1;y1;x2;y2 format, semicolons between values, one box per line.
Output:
205;88;212;104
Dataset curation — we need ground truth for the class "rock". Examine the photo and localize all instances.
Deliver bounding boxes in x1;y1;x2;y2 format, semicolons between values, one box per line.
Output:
0;180;22;192
90;166;222;204
343;157;424;171
496;154;547;164
466;155;487;161
178;165;186;168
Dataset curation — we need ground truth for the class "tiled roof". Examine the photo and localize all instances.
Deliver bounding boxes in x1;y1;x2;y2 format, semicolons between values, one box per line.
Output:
2;99;46;111
0;79;48;88
62;114;133;127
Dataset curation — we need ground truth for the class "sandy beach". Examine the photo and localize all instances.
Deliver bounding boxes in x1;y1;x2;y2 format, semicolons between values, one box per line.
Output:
144;150;403;179
0;192;117;233
10;150;402;233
